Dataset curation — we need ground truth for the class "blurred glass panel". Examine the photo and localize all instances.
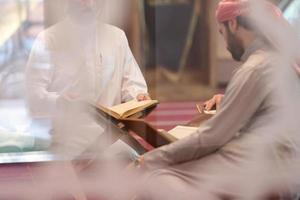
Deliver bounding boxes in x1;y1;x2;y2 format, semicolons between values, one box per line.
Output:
284;0;300;36
0;0;49;159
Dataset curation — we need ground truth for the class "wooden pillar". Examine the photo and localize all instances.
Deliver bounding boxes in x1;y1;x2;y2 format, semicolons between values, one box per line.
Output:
128;0;143;70
207;0;218;89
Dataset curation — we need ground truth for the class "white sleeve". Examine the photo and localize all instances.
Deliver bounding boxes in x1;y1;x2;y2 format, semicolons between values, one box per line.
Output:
120;32;148;102
25;33;59;118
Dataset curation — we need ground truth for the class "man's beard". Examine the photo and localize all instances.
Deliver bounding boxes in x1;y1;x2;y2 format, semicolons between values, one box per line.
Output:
226;27;245;62
68;0;102;21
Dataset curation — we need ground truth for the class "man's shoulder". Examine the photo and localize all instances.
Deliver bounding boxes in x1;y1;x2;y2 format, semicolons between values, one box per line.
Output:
242;50;267;69
101;23;127;41
230;50;276;85
34;20;67;42
102;23;125;34
240;50;277;74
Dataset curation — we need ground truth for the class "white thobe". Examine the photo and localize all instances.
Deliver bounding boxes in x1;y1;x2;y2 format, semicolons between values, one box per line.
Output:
25;18;148;157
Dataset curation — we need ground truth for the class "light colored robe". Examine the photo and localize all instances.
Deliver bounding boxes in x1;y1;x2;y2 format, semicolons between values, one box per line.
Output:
26;18;147;118
141;39;300;199
25;18;148;157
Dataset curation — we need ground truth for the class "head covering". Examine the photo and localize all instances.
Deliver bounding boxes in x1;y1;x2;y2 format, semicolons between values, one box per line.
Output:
216;0;282;23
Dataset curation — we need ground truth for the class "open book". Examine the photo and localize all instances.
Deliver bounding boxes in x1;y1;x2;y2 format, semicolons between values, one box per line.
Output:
96;99;159;119
167;125;199;140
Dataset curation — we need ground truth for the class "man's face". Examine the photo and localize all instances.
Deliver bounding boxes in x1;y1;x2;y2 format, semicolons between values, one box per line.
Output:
219;22;245;61
68;0;103;17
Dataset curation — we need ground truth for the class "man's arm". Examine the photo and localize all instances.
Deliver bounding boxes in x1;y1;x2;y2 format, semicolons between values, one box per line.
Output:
119;32;149;102
142;68;268;171
26;33;59;118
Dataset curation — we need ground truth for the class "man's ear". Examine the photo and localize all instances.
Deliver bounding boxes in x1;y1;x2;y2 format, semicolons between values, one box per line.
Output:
228;19;238;34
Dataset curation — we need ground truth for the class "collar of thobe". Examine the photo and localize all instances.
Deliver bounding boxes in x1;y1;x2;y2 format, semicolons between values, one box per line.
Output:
241;38;266;62
66;17;104;41
66;16;105;33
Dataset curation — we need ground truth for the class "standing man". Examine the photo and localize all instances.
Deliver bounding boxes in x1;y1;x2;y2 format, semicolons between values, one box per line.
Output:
135;0;300;199
26;0;149;158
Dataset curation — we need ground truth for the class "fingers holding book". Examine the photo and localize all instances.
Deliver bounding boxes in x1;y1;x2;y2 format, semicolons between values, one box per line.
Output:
136;93;151;101
204;94;224;111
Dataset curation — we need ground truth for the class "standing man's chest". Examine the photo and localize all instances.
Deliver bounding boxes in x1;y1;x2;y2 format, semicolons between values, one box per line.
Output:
50;34;119;82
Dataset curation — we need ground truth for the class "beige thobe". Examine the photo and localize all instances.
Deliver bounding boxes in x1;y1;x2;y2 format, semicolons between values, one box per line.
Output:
141;39;300;199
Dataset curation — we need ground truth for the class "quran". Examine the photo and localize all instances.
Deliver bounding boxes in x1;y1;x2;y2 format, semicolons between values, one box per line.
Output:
167;125;198;140
96;99;159;119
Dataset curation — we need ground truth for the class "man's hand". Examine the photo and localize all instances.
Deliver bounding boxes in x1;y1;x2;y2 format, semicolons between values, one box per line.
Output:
126;156;145;171
136;93;151;101
204;94;224;111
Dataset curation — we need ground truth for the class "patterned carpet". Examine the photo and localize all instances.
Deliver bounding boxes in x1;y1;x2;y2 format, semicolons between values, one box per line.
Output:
145;101;200;131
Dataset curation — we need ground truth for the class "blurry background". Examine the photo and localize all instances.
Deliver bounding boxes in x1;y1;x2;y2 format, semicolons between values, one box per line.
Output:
0;0;293;101
0;0;298;155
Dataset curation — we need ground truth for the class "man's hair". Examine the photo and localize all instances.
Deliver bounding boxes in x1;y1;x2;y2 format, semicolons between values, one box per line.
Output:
223;15;255;31
236;15;255;30
223;15;274;49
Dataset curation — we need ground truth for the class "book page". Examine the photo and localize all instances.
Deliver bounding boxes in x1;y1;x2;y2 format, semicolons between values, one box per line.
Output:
96;104;120;119
204;110;217;115
109;100;157;118
168;126;199;140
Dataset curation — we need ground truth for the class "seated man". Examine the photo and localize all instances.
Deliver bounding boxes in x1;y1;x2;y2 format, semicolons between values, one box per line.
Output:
134;0;300;199
26;0;149;159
